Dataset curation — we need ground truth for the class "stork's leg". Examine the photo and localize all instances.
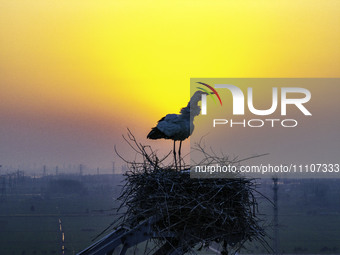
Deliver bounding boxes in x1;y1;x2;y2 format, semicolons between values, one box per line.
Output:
178;140;182;170
173;140;177;170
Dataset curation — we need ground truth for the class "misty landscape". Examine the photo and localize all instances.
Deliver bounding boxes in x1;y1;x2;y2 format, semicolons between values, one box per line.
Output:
1;167;340;254
1;0;339;254
0;169;123;255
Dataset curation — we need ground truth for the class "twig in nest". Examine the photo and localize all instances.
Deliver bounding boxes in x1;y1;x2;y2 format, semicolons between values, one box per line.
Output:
112;130;272;254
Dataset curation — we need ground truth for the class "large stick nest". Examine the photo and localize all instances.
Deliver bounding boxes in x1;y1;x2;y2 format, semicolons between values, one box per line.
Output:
115;130;270;254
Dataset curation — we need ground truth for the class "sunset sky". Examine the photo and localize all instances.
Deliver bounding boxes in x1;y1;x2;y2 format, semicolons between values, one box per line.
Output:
0;0;339;174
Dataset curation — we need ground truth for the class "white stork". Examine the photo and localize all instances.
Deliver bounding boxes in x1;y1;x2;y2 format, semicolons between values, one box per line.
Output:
147;90;208;169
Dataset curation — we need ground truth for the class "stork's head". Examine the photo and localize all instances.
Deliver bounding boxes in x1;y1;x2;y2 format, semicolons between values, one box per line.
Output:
181;90;214;117
190;90;205;103
190;90;214;105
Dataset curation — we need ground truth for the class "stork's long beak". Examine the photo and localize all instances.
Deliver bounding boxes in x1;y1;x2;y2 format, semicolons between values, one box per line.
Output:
201;91;215;95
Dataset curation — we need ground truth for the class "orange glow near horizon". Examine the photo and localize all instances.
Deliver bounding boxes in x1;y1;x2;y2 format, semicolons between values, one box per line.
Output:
0;0;339;170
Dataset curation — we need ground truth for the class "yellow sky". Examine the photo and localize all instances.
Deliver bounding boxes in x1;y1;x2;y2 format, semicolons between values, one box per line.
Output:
0;0;339;171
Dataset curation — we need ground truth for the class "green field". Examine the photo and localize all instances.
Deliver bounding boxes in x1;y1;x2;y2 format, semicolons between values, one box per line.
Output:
243;179;340;254
0;175;122;255
1;175;340;254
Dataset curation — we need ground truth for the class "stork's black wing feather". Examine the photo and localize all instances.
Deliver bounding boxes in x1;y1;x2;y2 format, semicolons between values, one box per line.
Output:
147;127;168;140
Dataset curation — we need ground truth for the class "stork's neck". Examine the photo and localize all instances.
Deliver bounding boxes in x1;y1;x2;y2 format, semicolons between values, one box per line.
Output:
180;102;201;120
179;91;204;119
